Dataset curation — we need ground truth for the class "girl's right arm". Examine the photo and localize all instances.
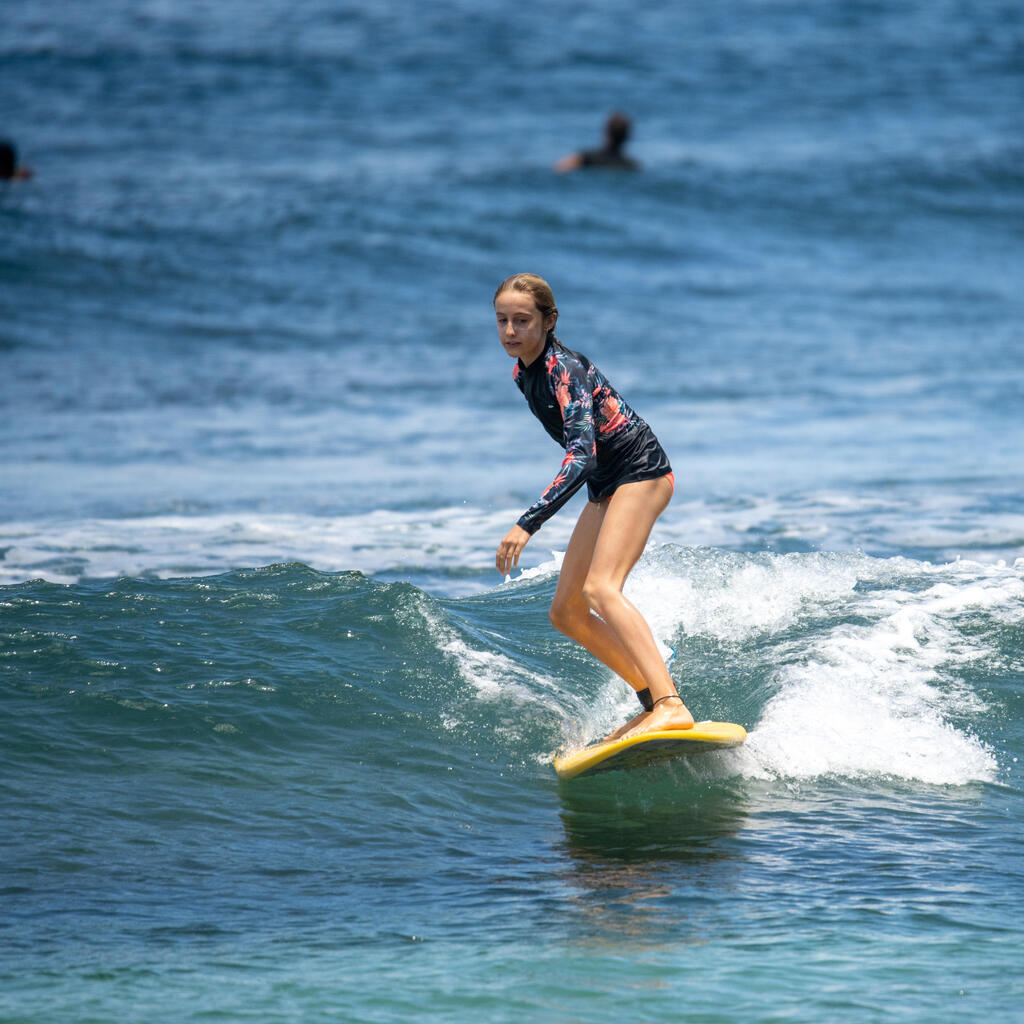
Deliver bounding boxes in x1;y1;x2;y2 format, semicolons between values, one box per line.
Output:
496;524;531;575
514;358;597;536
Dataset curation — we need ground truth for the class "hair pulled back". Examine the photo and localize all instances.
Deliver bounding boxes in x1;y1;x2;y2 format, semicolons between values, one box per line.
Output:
493;273;559;344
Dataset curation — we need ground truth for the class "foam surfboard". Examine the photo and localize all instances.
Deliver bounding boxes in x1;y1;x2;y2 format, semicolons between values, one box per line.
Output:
554;721;747;780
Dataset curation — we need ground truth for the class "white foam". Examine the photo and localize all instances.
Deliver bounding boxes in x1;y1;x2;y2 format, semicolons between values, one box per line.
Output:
746;673;996;786
0;508;574;588
3;488;1023;588
626;550;862;644
446;543;1011;784
603;550;1008;784
655;490;1024;566
0;507;1012;785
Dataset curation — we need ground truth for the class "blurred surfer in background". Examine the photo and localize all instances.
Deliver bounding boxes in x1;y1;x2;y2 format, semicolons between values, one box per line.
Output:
554;111;640;173
0;140;33;181
493;273;691;741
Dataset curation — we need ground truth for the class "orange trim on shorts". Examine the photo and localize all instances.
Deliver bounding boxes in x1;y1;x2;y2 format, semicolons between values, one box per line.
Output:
665;472;674;494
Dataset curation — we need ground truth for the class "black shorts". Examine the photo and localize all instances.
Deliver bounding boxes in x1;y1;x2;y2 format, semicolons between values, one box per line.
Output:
586;422;672;502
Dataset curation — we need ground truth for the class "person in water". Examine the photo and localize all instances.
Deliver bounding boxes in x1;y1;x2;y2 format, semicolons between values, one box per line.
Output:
554;111;640;173
493;273;693;741
0;140;33;181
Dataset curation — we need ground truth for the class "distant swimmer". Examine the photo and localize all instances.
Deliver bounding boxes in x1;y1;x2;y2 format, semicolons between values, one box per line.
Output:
0;140;33;181
493;273;693;742
554;111;640;173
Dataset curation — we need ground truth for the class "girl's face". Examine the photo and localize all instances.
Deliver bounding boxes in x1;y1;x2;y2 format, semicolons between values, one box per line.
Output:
494;290;555;366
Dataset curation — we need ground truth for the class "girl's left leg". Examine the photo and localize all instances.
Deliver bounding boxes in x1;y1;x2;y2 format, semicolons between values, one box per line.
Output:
582;477;694;738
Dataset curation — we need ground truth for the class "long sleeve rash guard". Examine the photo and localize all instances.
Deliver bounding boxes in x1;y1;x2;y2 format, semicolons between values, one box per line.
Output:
513;338;644;535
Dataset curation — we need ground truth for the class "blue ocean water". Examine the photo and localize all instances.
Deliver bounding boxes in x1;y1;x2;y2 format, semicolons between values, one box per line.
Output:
2;1;1023;1020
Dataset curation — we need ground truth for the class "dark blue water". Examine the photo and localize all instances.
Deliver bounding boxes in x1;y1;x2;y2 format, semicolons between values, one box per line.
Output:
3;1;1023;1020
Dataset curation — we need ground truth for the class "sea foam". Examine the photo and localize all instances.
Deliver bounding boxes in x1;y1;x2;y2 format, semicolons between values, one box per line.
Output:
602;549;1007;784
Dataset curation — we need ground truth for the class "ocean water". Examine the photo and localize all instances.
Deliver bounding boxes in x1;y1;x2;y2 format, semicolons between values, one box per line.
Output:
2;1;1023;1021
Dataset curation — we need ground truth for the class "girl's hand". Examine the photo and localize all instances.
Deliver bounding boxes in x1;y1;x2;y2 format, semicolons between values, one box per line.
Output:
496;525;531;575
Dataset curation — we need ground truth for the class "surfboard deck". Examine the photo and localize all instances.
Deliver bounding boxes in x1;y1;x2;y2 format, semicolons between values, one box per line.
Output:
554;721;747;780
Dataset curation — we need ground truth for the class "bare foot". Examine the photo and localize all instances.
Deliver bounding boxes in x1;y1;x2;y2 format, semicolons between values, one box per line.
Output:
619;695;694;741
604;709;648;742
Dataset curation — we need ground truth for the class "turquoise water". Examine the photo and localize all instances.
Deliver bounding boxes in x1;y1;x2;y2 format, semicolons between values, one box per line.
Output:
3;0;1024;1020
3;560;1022;1021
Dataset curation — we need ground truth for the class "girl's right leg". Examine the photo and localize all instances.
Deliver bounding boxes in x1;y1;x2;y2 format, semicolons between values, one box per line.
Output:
548;499;649;694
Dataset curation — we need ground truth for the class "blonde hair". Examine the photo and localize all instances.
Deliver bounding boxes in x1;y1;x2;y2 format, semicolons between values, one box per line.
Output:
493;273;559;343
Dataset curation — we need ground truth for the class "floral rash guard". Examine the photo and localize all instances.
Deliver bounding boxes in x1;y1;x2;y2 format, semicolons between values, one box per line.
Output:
513;337;670;535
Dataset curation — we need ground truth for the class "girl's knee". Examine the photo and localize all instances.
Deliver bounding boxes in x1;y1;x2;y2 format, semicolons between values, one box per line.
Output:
581;577;616;618
548;595;570;634
549;593;586;636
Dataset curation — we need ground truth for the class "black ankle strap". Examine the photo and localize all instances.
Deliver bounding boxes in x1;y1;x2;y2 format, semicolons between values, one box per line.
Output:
636;687;654;712
653;694;683;709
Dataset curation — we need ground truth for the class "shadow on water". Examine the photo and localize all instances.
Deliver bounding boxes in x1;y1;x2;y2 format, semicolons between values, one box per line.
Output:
552;759;751;944
557;767;749;865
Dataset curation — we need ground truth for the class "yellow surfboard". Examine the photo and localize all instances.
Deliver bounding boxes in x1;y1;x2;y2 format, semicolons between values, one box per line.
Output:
554;721;747;780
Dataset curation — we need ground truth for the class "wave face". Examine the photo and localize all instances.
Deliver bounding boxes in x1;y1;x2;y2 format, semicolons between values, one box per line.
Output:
4;551;1012;791
4;553;1022;1021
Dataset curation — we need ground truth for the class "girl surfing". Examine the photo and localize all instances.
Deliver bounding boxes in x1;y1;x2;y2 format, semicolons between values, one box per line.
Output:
493;273;693;741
